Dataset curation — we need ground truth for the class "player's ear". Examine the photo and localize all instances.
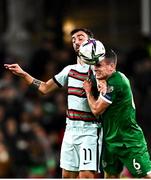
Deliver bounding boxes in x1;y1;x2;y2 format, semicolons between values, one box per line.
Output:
110;62;115;68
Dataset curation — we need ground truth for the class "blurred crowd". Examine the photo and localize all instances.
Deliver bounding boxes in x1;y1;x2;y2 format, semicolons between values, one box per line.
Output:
0;34;151;178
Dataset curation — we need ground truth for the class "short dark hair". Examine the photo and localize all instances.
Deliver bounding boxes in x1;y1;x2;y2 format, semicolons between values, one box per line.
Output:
70;28;94;38
104;48;117;65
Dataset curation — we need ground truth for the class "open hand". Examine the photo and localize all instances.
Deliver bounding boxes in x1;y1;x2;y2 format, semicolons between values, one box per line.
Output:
4;64;26;77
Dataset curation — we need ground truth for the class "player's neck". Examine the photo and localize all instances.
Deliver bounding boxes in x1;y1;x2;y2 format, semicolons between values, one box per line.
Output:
107;70;116;79
77;57;85;65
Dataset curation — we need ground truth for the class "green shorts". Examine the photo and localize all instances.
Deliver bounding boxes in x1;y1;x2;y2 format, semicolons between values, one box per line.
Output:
102;144;151;178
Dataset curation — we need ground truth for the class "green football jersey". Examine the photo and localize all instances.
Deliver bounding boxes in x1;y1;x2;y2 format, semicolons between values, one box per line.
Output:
101;71;147;149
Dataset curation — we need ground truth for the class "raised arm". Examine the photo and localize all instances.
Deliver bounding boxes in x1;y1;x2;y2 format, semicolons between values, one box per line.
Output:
4;63;59;94
83;79;110;116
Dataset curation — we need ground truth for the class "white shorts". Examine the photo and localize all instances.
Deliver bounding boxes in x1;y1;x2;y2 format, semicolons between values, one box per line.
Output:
60;125;103;172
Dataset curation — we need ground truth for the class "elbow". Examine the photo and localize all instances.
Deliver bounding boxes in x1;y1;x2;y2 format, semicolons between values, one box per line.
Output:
93;111;99;117
40;87;49;95
39;83;49;95
39;90;47;95
92;108;101;117
91;106;104;116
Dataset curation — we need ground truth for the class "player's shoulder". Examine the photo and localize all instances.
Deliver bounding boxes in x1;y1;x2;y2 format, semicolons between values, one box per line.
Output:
107;71;129;90
111;71;129;82
117;71;128;78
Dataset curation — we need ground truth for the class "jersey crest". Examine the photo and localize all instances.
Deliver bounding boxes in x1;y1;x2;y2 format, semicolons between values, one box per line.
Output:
106;85;114;93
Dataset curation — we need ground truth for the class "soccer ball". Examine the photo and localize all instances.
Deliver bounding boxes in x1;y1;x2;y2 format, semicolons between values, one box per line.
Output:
79;39;105;65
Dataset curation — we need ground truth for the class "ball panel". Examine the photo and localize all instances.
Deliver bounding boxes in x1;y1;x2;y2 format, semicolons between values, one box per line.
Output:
79;39;105;65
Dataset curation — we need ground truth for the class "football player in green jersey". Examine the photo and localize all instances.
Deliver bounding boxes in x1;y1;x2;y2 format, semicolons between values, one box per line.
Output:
83;48;151;178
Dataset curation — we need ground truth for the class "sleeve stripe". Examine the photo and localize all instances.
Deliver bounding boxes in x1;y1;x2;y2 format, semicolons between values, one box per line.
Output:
99;94;112;104
52;77;62;88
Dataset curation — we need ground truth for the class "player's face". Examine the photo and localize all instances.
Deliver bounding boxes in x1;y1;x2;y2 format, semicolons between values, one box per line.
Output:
71;31;89;53
94;59;113;80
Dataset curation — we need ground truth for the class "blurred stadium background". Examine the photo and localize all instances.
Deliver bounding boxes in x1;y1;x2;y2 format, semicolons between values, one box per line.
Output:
0;0;151;178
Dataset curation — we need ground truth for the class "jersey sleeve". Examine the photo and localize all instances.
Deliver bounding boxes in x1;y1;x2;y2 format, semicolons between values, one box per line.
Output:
53;65;72;87
99;93;112;104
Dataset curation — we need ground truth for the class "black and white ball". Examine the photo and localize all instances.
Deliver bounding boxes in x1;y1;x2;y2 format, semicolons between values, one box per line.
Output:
79;39;105;65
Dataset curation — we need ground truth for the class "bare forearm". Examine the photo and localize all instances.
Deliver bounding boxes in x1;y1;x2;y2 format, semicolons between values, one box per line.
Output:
83;79;109;116
86;92;99;116
21;72;44;93
22;72;58;94
86;92;108;116
22;71;34;85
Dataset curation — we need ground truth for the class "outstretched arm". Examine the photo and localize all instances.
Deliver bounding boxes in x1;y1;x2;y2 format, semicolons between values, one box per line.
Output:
4;63;58;94
83;79;110;116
